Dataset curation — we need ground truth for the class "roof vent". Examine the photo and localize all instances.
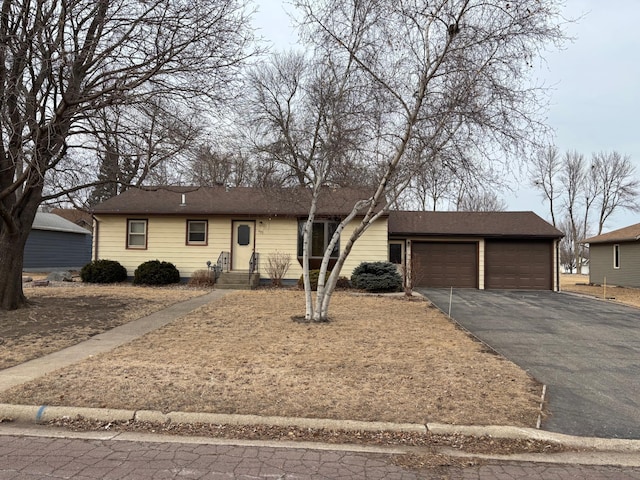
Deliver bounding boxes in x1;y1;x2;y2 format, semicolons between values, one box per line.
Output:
180;193;186;206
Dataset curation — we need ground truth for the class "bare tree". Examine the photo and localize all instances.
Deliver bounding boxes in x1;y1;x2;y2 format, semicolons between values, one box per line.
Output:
457;188;507;212
531;145;562;226
79;97;202;207
247;50;375;319
188;143;255;188
591;151;640;235
0;0;254;310
399;151;458;211
256;0;565;321
531;147;639;273
561;151;594;274
557;215;576;273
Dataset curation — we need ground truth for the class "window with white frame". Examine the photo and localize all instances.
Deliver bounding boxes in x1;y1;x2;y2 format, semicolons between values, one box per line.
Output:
187;220;208;245
613;244;620;269
127;219;147;249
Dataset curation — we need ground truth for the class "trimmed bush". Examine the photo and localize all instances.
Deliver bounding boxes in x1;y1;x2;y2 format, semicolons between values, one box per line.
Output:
80;260;128;284
351;261;402;292
133;260;180;285
335;276;352;289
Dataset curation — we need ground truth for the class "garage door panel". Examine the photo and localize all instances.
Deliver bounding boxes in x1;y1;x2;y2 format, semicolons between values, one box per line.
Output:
413;242;477;288
485;241;551;290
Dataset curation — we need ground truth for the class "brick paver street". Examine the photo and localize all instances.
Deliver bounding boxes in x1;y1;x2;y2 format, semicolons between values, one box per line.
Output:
1;434;640;479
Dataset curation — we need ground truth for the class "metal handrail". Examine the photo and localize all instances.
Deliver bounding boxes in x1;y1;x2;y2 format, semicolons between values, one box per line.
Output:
249;251;259;279
217;251;230;274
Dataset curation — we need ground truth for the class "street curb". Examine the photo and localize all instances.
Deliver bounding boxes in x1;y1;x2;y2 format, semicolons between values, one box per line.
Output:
2;403;640;452
0;403;426;434
427;423;640;452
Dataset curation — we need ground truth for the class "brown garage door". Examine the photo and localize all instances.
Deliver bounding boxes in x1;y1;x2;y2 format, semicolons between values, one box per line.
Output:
413;242;478;288
485;240;552;290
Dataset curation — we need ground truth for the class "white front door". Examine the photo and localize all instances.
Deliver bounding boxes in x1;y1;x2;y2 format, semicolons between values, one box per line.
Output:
231;220;255;270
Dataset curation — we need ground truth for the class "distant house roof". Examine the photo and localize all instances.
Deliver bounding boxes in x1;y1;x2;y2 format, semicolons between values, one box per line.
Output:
92;186;382;217
33;213;92;235
50;208;92;229
388;211;563;238
583;223;640;244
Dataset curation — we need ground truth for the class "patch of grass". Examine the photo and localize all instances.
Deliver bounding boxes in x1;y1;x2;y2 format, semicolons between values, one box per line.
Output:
0;290;542;427
561;273;640;307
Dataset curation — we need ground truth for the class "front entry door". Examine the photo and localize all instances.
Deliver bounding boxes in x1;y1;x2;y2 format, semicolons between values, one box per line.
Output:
231;220;255;270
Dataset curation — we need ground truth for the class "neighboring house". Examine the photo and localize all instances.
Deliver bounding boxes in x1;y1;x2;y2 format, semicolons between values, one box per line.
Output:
389;211;564;291
91;186;563;290
584;223;640;287
24;212;93;271
50;208;93;231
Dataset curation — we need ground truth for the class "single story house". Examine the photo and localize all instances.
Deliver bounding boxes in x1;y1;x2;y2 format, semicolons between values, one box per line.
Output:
91;186;564;290
24;212;93;271
583;223;640;287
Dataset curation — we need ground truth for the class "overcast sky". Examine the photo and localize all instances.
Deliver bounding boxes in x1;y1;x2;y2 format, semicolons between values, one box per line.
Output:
252;0;640;232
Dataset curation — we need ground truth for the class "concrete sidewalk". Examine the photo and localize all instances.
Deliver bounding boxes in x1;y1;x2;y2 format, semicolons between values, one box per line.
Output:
0;289;230;392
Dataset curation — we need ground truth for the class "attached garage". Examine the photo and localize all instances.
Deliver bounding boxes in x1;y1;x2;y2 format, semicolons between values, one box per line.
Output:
485;240;552;290
413;242;478;288
388;211;564;291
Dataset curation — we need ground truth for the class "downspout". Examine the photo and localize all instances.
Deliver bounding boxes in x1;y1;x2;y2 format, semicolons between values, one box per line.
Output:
93;216;99;261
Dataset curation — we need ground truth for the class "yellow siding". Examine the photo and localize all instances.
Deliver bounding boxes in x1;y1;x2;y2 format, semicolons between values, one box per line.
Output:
254;216;388;280
95;215;233;278
342;217;389;277
254;216;302;279
95;214;389;280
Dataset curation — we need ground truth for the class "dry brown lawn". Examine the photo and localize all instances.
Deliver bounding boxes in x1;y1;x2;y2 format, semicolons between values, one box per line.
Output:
560;273;640;308
0;283;207;369
0;289;543;427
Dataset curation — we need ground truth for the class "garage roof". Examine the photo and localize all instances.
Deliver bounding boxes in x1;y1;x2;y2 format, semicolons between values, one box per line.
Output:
33;213;92;235
583;223;640;244
388;211;563;238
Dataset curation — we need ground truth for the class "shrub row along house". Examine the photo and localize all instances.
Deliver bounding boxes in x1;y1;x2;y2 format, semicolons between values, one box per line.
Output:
91;186;564;290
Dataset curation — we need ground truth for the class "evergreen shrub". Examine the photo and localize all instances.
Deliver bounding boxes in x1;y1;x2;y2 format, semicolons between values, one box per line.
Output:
350;261;402;292
133;260;180;285
80;260;128;284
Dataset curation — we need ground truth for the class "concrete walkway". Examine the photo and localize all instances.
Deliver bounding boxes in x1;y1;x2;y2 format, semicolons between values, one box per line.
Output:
0;290;230;392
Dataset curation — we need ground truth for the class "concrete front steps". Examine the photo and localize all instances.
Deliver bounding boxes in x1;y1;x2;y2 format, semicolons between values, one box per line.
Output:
216;271;260;290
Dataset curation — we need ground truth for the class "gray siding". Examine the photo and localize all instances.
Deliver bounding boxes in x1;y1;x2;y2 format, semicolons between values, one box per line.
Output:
589;241;640;287
24;230;92;270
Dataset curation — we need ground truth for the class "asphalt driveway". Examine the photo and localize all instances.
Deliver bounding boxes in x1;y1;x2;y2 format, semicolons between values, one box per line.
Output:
418;289;640;440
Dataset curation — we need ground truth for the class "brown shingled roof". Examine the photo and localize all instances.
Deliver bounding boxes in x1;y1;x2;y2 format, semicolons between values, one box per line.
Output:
91;186;381;217
583;223;640;244
388;211;563;238
50;208;92;228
